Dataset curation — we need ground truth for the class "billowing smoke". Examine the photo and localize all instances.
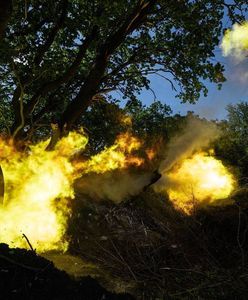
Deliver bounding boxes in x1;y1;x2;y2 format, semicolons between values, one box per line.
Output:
158;117;219;173
0;130;152;251
75;118;222;205
75;170;153;203
153;118;236;214
221;21;248;61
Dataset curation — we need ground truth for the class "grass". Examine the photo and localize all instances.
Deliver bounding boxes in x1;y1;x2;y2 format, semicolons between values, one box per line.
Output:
66;188;248;299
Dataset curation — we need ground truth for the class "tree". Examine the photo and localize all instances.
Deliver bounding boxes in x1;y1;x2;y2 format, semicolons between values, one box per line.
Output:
227;102;248;147
125;98;172;139
0;0;247;141
81;98;173;153
215;102;248;183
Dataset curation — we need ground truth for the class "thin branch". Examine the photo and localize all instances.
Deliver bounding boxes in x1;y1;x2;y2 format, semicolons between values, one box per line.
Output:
25;26;98;117
58;0;157;129
22;233;35;252
11;62;25;138
33;0;68;66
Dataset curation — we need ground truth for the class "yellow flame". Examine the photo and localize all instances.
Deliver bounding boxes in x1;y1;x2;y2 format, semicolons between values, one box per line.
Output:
0;127;236;250
221;21;248;60
0;131;144;252
146;148;156;161
165;152;235;214
75;132;144;174
0;132;88;252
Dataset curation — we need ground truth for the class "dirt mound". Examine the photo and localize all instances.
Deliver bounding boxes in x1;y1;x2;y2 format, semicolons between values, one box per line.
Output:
67;190;248;298
0;243;135;300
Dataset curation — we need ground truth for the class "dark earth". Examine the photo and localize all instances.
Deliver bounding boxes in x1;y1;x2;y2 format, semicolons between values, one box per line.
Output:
0;243;135;300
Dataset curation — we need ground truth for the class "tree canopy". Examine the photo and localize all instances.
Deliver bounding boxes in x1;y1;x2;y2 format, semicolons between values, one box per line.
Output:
0;0;247;141
214;102;248;183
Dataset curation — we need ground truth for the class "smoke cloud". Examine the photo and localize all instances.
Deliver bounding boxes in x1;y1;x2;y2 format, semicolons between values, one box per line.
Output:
152;118;237;214
221;22;248;61
154;118;221;198
75;118;221;205
75;170;153;203
158;117;219;173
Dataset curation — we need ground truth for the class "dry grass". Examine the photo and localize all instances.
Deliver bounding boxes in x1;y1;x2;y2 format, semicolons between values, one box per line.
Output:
67;189;248;299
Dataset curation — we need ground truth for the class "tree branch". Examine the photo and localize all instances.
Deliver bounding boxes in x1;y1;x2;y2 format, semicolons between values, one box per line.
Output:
24;26;99;117
59;0;157;130
10;0;68;136
33;0;68;66
101;49;140;83
11;63;25;137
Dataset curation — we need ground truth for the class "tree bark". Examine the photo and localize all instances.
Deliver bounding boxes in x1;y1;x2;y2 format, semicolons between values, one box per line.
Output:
10;0;69;137
25;25;99;118
59;0;156;131
34;0;68;66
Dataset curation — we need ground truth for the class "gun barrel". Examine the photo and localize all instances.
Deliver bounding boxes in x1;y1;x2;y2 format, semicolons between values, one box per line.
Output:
143;170;161;191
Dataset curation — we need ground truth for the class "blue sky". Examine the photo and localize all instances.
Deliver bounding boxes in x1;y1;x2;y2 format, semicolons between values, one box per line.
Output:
140;48;248;120
139;9;248;121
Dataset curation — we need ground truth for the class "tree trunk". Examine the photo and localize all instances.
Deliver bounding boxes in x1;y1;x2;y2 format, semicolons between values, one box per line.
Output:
59;0;156;131
59;52;108;130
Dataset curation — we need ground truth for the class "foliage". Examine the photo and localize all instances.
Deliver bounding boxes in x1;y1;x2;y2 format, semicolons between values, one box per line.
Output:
215;102;248;183
80;97;191;154
0;0;246;139
227;102;248;147
124;98;172;138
